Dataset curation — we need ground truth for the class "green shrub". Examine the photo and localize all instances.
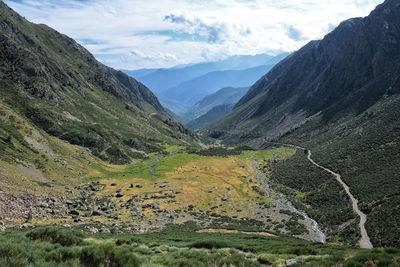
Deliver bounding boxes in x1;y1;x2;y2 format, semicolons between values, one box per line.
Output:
345;249;393;266
132;245;152;255
112;246;141;267
285;246;317;256
190;239;229;249
46;246;81;263
26;227;84;246
80;245;107;267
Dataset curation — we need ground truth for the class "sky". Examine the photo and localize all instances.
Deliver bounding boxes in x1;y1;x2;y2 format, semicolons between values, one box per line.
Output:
4;0;384;70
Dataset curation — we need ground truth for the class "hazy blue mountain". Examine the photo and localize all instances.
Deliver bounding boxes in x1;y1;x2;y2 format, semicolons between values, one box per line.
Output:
159;64;275;110
123;68;157;79
181;87;248;123
187;104;234;130
123;53;289;95
164;107;184;122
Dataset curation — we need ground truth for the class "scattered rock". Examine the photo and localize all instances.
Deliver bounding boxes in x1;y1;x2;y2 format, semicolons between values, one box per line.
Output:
99;227;110;233
130;184;134;188
91;210;104;216
257;257;271;265
21;224;30;229
87;227;98;234
39;202;49;208
286;259;298;266
136;185;143;188
69;210;80;216
116;191;124;198
111;183;117;186
142;203;159;210
221;197;227;201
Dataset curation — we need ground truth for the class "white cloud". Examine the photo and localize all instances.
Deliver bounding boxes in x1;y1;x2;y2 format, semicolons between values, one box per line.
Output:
4;0;384;69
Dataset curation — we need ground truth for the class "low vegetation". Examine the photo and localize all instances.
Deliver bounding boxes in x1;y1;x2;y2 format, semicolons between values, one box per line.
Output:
279;95;400;247
270;150;356;245
1;224;400;266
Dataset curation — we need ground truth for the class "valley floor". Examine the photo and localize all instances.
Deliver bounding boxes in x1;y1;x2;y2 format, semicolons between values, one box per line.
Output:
2;145;400;266
3;146;325;243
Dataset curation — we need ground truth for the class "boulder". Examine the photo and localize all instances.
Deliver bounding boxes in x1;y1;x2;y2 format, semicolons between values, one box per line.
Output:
87;227;98;234
69;210;80;216
91;210;104;216
286;259;298;266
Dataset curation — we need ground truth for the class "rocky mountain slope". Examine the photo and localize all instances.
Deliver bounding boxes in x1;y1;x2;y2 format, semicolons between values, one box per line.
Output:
206;0;400;247
208;0;400;141
0;0;199;221
0;1;195;166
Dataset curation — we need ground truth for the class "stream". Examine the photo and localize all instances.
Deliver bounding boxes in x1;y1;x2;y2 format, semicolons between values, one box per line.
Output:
147;150;184;178
249;153;327;243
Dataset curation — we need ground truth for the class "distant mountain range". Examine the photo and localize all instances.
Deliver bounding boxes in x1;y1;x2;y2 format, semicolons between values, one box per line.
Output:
186;104;234;130
158;65;272;108
206;0;400;247
184;87;248;122
123;53;287;95
124;53;288;125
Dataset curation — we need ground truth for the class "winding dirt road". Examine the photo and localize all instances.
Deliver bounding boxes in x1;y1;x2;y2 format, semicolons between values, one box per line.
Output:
265;142;373;248
306;150;373;249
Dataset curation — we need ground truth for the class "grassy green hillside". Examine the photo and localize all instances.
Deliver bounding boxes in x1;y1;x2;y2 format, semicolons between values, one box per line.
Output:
0;1;199;227
0;1;196;166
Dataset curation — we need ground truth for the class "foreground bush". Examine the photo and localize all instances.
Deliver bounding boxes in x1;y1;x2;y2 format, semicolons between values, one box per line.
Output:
27;226;84;246
0;226;399;266
190;239;230;249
